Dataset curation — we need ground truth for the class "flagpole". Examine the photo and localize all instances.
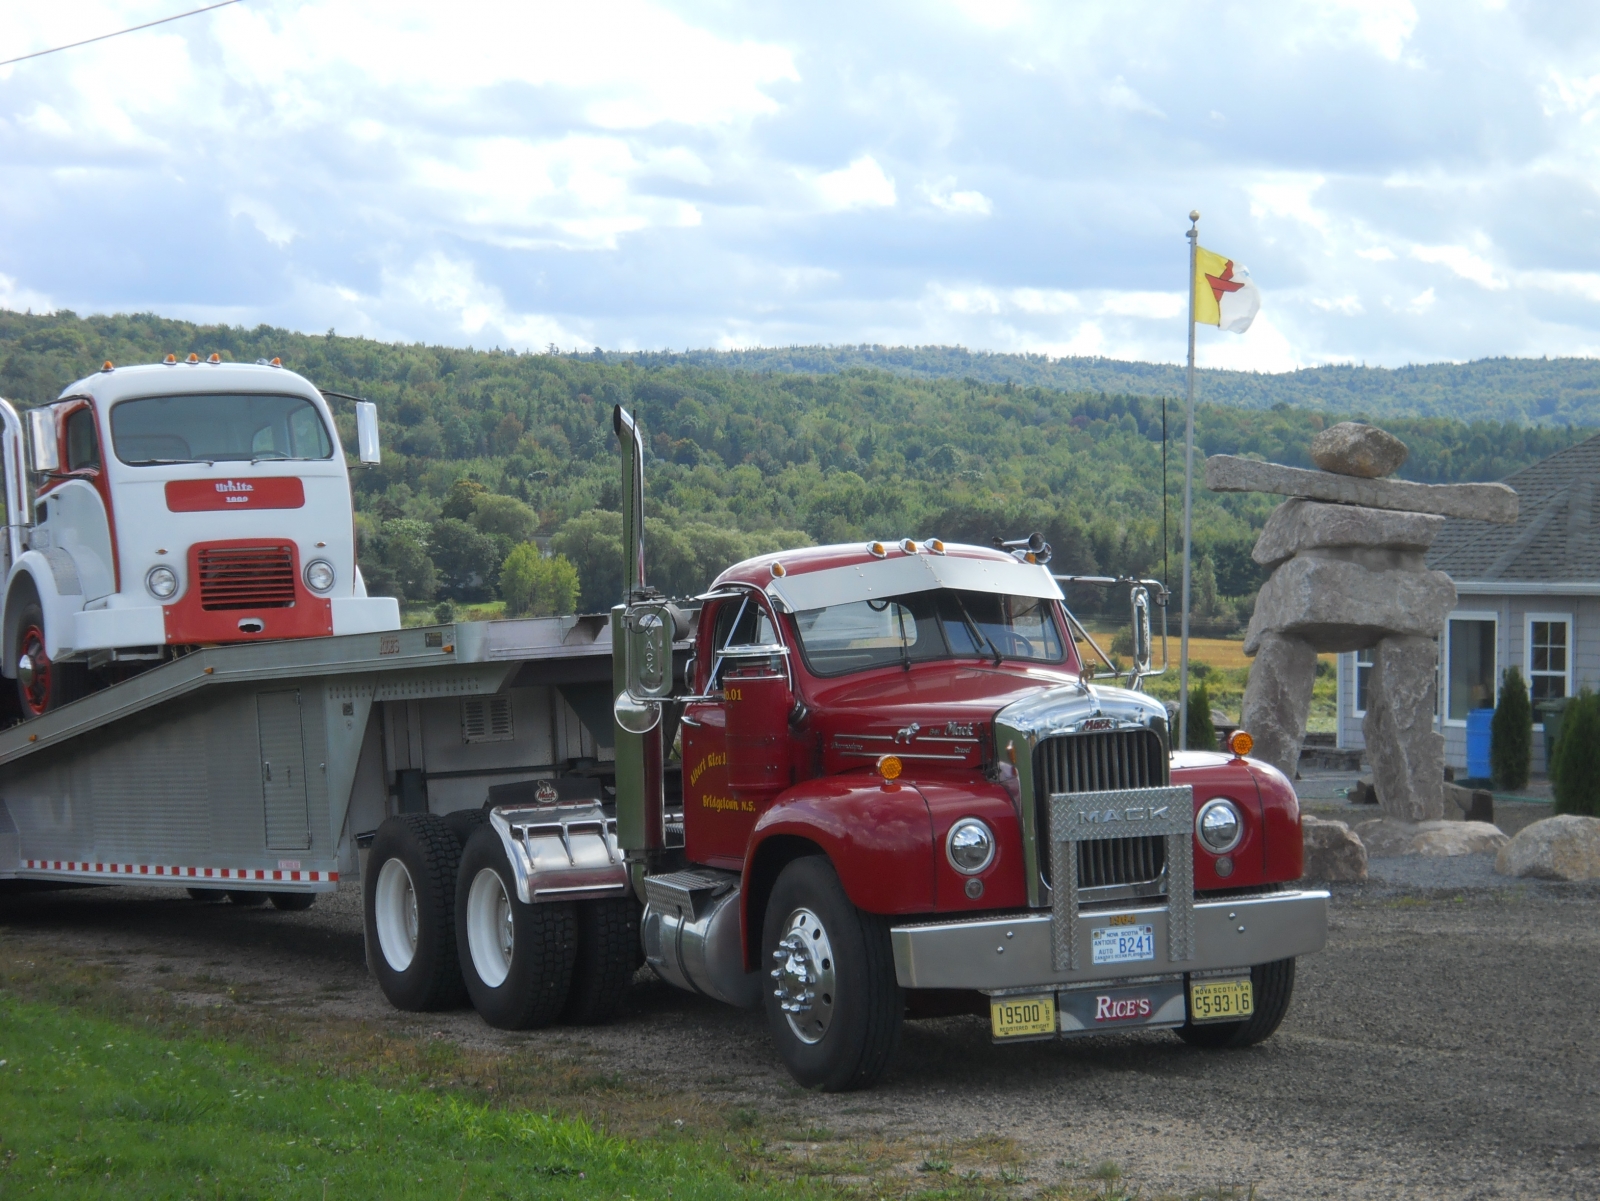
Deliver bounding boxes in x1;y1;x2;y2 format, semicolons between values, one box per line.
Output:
1180;210;1199;752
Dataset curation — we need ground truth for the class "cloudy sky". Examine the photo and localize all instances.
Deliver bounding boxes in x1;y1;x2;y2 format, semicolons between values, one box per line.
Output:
3;0;1600;370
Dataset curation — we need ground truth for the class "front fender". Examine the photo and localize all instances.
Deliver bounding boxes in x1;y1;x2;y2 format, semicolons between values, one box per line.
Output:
4;556;83;669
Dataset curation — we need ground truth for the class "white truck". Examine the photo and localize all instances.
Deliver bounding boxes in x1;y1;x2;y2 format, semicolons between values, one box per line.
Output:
0;355;400;716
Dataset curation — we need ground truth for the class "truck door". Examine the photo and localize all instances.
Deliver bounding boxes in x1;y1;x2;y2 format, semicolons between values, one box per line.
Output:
680;593;786;869
258;689;311;850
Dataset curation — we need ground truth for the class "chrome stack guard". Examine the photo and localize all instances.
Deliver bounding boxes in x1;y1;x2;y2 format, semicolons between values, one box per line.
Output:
1049;786;1194;971
489;802;629;904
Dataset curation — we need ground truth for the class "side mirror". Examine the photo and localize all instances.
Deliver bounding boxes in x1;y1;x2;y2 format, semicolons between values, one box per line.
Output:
1129;586;1152;677
624;602;674;701
355;401;381;465
27;408;57;474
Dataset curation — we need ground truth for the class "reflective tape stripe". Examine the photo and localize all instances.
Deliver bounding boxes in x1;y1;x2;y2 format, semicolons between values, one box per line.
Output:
22;860;337;883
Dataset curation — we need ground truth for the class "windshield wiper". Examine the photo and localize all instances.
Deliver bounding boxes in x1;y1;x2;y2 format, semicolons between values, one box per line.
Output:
125;457;215;466
952;593;1003;665
250;452;292;463
895;607;912;671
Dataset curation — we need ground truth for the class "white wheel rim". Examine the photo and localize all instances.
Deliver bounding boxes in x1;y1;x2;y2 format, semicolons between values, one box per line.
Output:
466;867;515;989
770;907;836;1045
374;858;419;972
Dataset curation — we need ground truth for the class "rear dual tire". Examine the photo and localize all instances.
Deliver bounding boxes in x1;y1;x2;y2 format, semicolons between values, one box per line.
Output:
364;814;467;1011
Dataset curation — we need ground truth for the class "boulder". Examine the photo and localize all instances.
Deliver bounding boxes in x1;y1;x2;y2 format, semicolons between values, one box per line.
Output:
1443;782;1494;824
1356;818;1510;858
1205;455;1519;523
1244;556;1457;654
1363;636;1447;821
1252;499;1445;569
1238;632;1318;780
1494;815;1600;881
1309;422;1409;478
1302;815;1368;881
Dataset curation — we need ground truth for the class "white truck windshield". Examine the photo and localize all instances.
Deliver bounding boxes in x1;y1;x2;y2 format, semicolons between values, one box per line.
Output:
793;589;1066;677
110;393;334;465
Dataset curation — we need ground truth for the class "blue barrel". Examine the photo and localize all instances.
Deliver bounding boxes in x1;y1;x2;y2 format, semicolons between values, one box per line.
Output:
1466;708;1495;781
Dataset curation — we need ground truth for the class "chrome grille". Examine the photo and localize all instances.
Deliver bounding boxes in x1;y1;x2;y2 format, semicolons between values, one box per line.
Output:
1037;728;1168;890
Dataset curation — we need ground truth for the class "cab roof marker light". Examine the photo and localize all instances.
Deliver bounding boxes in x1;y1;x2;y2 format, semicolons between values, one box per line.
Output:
925;538;946;554
769;561;787;578
186;353;199;364
100;360;114;373
163;354;177;365
207;353;221;364
270;357;282;367
899;538;918;554
867;541;887;559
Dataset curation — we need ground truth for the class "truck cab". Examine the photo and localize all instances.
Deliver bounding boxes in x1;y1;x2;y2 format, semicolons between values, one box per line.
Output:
0;357;400;715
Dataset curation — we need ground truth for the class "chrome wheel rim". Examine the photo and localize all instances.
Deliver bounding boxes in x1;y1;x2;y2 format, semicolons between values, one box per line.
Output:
466;867;515;989
770;906;836;1044
374;858;419;972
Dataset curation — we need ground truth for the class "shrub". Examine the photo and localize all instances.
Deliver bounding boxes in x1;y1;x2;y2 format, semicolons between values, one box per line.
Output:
500;544;580;617
1185;679;1218;752
1551;688;1600;817
1490;665;1533;790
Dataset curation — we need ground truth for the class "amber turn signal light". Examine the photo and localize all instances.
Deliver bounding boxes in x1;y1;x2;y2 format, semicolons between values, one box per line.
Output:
876;754;903;781
1227;730;1254;758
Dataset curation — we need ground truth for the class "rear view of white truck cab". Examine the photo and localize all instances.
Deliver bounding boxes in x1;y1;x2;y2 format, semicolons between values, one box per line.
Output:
0;357;400;716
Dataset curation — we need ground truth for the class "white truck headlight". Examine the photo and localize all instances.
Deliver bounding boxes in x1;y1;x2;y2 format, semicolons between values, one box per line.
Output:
946;818;996;874
304;559;336;593
146;565;178;600
1196;798;1244;854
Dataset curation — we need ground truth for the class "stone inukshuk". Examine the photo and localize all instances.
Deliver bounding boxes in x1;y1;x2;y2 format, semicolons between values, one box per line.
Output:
1206;423;1519;821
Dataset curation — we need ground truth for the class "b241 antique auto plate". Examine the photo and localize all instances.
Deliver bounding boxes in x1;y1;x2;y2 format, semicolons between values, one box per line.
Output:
1091;923;1155;965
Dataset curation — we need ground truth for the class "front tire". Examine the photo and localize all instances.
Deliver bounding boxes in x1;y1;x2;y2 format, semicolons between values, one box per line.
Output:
1175;958;1297;1049
761;856;902;1092
455;825;577;1029
13;599;89;717
363;814;466;1011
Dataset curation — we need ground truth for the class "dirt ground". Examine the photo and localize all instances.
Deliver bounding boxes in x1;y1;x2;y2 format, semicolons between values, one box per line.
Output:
3;869;1598;1201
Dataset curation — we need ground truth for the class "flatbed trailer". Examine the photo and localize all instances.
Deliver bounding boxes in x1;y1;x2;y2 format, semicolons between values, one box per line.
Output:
0;617;648;896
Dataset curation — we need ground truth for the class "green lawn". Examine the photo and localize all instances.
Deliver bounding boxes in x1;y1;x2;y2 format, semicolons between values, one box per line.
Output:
0;996;801;1200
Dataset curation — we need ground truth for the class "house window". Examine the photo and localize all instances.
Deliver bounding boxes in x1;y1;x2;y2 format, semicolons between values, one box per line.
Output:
1354;648;1374;716
1527;615;1572;706
1446;615;1497;723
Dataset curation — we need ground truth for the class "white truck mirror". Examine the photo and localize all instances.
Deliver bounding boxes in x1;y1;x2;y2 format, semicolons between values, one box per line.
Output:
27;408;58;474
355;401;381;465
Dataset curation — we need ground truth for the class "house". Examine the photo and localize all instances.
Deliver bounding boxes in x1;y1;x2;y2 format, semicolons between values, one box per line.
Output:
1336;432;1600;774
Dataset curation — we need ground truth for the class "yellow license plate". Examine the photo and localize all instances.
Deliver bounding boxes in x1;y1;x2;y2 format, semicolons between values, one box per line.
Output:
990;994;1056;1039
1189;978;1254;1023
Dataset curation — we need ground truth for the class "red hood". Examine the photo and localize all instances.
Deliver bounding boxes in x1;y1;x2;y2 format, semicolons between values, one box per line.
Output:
805;660;1080;734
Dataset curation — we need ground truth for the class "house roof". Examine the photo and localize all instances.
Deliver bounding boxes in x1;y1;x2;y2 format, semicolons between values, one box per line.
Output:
1426;431;1600;584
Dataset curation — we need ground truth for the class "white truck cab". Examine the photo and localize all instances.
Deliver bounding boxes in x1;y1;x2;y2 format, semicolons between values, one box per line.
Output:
0;356;400;716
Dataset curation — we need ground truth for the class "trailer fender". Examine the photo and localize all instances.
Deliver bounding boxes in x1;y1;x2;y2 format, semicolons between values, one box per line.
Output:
486;802;628;904
3;556;84;673
743;779;935;971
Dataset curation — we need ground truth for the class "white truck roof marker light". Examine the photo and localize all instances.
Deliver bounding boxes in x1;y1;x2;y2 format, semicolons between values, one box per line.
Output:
163;354;176;365
186;353;199;364
100;360;114;373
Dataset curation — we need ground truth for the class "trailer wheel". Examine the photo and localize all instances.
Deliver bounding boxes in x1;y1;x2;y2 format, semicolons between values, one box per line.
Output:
186;888;226;903
13;599;89;717
269;892;316;911
1175;958;1297;1049
562;897;640;1025
226;890;268;907
761;856;902;1092
456;825;577;1029
364;814;467;1012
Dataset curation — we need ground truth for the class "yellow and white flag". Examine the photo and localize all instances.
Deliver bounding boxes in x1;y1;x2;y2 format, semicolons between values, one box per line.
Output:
1194;246;1260;334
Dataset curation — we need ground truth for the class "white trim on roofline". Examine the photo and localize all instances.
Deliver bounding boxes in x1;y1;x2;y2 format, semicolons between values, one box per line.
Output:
1450;580;1600;596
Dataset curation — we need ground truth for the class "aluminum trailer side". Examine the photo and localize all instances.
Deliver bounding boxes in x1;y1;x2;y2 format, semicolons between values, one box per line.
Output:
0;617;642;894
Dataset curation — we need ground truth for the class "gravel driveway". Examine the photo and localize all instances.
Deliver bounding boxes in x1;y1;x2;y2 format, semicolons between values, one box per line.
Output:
3;864;1597;1200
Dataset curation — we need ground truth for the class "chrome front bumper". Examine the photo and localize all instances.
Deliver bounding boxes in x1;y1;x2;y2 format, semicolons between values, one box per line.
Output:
889;889;1329;992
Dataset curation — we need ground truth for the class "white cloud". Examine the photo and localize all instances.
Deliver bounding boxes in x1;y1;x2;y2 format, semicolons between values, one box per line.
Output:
922;180;993;216
1406;287;1437;314
1410;244;1507;290
1312;295;1365;315
812;156;898;211
1355;246;1397;262
229;198;296;247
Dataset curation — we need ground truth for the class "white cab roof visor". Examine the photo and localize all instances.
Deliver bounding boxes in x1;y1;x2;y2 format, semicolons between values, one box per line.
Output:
766;554;1064;613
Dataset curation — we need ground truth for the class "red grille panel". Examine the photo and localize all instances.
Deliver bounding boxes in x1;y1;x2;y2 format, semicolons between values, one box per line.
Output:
197;545;297;610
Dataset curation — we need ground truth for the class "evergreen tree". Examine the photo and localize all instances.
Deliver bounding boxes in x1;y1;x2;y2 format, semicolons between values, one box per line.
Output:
1551;689;1600;818
1490;665;1532;790
1185;680;1218;752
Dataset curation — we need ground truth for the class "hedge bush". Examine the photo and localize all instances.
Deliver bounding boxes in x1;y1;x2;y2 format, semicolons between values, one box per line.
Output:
1491;665;1532;790
1551;688;1600;817
1185;679;1218;752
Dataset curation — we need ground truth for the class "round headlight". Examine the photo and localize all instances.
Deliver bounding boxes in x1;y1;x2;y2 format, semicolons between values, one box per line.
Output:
946;818;996;875
1196;798;1244;854
304;559;336;593
146;565;178;600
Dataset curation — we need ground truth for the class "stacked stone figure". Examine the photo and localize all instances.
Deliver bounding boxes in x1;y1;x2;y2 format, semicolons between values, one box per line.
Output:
1206;423;1518;821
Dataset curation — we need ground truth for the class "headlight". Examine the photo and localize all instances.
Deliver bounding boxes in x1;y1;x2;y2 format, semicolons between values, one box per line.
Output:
1195;798;1244;854
146;565;178;600
946;818;996;874
304;559;336;593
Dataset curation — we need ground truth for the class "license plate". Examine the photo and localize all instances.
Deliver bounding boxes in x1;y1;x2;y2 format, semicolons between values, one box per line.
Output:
990;994;1056;1039
1091;924;1155;965
1189;978;1254;1023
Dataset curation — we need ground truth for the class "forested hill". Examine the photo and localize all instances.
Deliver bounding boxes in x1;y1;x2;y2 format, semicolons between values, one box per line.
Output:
0;308;1591;624
610;345;1600;428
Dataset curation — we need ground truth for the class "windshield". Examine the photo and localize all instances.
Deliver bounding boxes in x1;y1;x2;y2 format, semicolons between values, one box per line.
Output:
110;393;334;465
793;589;1067;677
